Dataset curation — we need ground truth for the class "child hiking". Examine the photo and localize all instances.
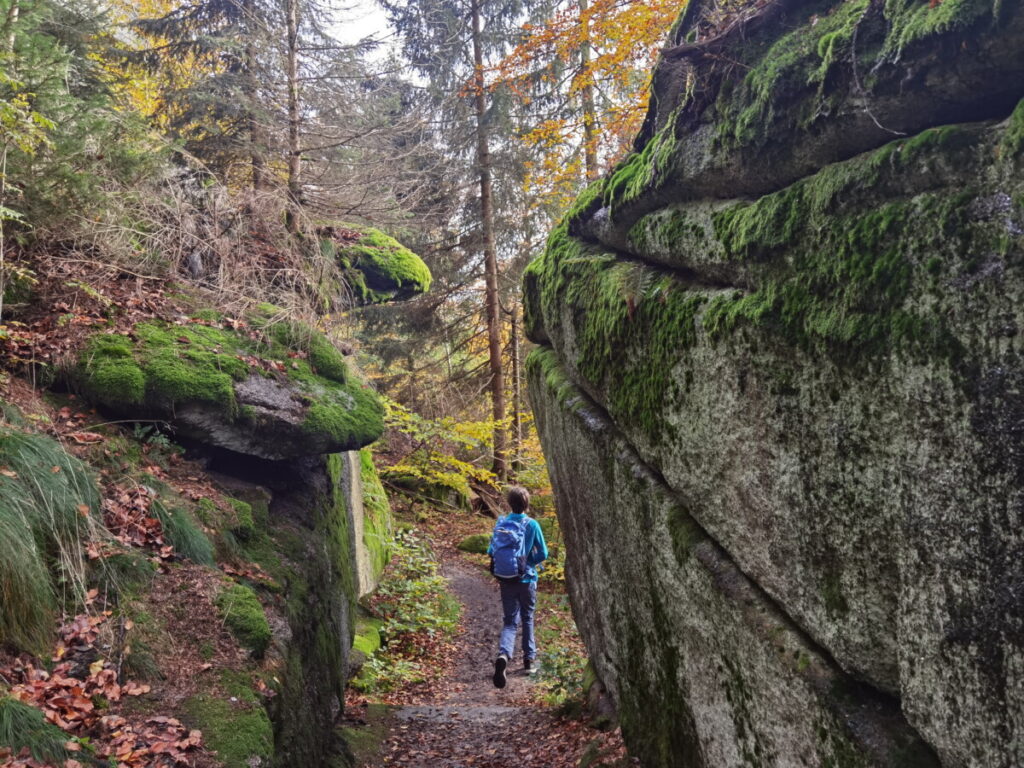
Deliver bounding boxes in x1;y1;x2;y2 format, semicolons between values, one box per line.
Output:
488;485;548;688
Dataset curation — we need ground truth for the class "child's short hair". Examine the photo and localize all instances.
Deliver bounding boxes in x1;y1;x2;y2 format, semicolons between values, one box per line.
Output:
507;485;530;514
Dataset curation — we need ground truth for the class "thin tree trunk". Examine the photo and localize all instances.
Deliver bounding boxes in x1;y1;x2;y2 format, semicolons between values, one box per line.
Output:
471;0;507;482
285;0;301;233
245;42;267;195
510;301;522;480
4;0;18;57
580;0;598;180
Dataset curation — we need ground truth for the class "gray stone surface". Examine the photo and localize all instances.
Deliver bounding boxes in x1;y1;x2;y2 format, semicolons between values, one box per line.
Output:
528;352;937;767
524;1;1024;765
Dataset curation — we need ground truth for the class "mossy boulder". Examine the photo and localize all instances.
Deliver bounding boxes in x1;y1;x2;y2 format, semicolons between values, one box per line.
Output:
524;1;1024;765
73;313;384;460
456;533;490;555
323;225;431;304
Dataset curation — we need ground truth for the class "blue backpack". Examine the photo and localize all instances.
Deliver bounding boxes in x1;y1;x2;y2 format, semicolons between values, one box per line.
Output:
490;515;529;580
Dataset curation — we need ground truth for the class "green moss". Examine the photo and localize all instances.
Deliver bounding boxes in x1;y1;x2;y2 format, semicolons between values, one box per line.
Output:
76;310;385;450
227;498;256;541
269;321;350;384
359;449;392;583
724;0;869;146
325;454;358;616
1002;97;1024;157
603;109;679;217
339;703;393;767
182;690;273;768
456;533;490;554
882;0;998;57
0;697;74;763
527;222;705;440
79;333;146;406
216;583;271;658
302;391;384;449
821;568;850;619
335;226;432;302
524;347;577;408
352;616;383;657
667;508;706;564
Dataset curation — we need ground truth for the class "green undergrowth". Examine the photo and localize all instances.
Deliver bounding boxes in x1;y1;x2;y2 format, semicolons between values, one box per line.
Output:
216;583;272;658
153;499;215;565
353;528;459;694
534;591;587;711
182;671;273;768
329;225;431;304
0;696;76;764
0;423;102;654
75;309;383;448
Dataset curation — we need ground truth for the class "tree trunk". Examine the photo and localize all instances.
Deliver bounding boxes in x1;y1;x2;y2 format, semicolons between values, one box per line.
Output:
472;0;508;482
580;0;598;180
4;0;18;58
510;301;523;480
245;41;267;195
285;0;302;233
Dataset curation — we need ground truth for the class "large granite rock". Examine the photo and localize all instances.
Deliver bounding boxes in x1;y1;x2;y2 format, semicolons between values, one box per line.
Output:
72;312;383;460
321;225;432;305
525;1;1024;765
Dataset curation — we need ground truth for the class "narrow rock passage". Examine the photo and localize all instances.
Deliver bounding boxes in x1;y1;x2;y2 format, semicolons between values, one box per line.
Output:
365;555;626;768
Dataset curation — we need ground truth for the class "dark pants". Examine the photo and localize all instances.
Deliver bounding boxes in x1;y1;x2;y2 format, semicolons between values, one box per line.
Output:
498;579;537;661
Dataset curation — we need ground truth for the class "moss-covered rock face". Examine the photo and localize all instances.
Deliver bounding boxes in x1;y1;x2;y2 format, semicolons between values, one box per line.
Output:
73;312;384;460
182;672;273;768
526;2;1024;766
216;583;271;658
325;226;431;305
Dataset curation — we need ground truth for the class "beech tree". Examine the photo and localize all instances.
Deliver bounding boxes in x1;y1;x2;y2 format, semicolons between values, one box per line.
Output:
497;0;679;207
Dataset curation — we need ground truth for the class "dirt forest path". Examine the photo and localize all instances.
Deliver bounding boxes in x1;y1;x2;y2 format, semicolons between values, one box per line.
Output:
359;551;632;768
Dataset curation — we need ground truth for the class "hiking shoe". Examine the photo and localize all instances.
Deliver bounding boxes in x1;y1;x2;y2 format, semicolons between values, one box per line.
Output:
493;655;508;688
524;659;538;674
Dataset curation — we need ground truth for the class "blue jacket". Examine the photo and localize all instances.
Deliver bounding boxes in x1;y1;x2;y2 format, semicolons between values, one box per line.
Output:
488;513;548;582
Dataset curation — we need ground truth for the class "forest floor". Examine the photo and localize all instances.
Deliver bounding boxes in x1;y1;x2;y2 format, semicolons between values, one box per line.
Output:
342;514;634;768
